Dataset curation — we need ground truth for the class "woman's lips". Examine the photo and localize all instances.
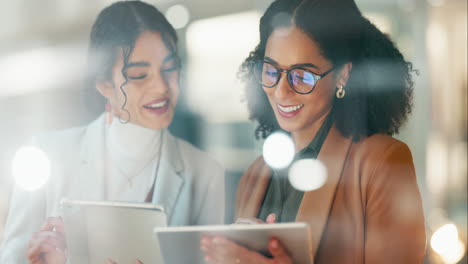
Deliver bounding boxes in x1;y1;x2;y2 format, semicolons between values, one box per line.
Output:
277;104;304;118
143;98;170;115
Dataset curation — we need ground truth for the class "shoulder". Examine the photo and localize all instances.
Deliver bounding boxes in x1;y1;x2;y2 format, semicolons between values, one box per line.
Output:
34;125;87;155
176;138;222;167
170;134;224;177
349;134;416;193
353;133;410;153
350;133;413;167
34;115;104;161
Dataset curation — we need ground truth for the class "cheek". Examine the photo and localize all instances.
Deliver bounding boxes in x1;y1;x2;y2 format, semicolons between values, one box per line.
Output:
170;81;180;104
313;78;336;102
317;83;335;104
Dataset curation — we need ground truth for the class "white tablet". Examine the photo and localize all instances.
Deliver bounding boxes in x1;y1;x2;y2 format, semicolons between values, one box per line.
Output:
154;223;312;264
61;199;167;264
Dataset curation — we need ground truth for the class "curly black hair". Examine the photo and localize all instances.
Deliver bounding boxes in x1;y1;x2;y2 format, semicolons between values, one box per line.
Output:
85;1;180;121
240;0;415;141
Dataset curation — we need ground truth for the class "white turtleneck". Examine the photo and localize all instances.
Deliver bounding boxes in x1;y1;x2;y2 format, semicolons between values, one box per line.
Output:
105;119;163;202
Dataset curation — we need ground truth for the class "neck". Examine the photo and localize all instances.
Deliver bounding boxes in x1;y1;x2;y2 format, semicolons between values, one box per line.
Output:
107;119;163;161
291;108;332;151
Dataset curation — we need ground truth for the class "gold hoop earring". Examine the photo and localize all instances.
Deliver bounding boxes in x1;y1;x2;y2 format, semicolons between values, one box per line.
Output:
336;85;346;99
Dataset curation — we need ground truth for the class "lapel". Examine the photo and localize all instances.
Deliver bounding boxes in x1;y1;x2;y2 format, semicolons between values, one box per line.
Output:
237;125;352;257
236;157;272;218
78;118;185;221
296;125;352;256
78;114;107;200
151;131;185;223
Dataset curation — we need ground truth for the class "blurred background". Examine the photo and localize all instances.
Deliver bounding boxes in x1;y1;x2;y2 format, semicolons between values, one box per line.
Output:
0;0;466;263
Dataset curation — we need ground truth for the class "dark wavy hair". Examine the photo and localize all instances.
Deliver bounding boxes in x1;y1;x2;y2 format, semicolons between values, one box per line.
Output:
240;0;415;141
85;0;179;121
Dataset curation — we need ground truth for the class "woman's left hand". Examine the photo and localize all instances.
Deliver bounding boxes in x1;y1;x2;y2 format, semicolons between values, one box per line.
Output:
200;235;293;264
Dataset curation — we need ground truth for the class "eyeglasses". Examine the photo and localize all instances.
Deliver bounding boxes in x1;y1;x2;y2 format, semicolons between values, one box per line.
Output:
252;60;334;94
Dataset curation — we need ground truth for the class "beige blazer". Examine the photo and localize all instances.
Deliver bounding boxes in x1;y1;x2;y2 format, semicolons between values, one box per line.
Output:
236;125;426;264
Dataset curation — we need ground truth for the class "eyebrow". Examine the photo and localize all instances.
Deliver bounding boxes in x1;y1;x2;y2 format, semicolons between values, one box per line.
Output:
125;54;177;69
264;56;320;70
125;61;150;69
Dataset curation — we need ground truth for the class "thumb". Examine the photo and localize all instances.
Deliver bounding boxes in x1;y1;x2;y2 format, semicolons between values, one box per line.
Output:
269;238;292;264
266;213;276;224
134;260;143;264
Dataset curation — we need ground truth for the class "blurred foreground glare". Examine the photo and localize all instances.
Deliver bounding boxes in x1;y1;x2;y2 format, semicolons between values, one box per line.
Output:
289;159;327;192
12;146;50;191
165;4;190;29
262;132;295;169
430;224;466;264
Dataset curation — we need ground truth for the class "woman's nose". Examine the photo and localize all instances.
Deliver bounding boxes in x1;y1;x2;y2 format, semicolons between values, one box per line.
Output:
149;73;170;94
274;73;294;99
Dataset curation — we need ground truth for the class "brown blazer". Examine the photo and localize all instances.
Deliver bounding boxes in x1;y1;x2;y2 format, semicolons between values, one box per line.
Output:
236;125;426;264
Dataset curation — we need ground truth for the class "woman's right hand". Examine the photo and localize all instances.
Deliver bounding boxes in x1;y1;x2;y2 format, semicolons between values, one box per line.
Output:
201;235;293;264
27;217;67;264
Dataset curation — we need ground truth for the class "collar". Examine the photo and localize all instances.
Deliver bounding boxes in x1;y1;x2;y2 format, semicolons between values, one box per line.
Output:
79;113;184;174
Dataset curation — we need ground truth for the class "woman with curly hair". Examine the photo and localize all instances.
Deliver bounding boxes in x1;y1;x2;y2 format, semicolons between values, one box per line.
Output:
201;0;426;263
0;1;224;263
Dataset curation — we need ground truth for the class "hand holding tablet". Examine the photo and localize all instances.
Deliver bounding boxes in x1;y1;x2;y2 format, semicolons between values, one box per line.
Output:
154;222;312;264
61;200;311;264
201;235;293;264
26;216;68;264
201;213;294;264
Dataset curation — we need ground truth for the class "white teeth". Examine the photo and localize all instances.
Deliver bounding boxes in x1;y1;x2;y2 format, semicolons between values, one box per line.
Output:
278;104;304;113
145;100;168;109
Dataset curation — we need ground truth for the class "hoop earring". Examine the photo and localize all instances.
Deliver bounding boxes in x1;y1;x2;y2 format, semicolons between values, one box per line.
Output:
118;109;130;124
336;85;346;99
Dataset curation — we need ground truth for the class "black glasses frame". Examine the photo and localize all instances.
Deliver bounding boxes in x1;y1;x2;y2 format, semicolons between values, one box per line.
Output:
253;60;334;95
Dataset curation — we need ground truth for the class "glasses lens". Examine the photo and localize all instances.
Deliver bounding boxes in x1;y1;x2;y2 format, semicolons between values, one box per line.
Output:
254;61;279;87
288;69;316;93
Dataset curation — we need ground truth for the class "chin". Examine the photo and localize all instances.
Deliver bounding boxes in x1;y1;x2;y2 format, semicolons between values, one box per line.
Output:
137;109;174;130
157;116;174;130
278;119;309;134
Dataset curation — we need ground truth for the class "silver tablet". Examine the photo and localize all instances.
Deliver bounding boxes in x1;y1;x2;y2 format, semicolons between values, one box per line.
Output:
154;223;312;264
61;199;166;264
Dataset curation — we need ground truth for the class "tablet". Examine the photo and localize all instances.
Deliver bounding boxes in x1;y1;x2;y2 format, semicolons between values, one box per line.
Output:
154;223;311;264
61;199;167;264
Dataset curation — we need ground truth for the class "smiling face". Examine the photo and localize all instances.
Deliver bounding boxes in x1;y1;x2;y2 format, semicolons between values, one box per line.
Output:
263;26;350;140
97;30;179;130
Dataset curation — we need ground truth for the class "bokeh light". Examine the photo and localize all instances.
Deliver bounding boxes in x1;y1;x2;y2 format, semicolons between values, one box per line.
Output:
427;0;446;7
430;224;466;264
11;146;51;191
262;132;295;169
165;4;190;29
289;159;327;192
